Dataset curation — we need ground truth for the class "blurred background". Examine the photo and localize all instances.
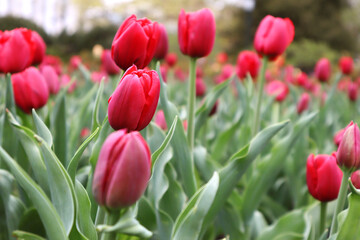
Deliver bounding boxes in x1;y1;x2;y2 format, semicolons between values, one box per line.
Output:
1;0;359;71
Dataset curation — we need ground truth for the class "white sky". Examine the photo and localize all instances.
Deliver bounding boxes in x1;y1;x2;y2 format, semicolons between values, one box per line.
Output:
0;0;254;35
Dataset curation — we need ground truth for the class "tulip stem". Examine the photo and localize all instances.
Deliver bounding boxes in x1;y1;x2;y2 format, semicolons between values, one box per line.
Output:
252;56;268;136
320;201;327;236
329;170;350;236
101;210;120;240
187;57;197;151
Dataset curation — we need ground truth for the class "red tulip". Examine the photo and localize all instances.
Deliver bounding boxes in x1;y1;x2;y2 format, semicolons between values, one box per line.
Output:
108;65;160;131
11;67;49;114
254;15;294;61
80;128;90;139
0;28;34;73
351;170;360;189
215;64;234;84
295;72;308;87
315;58;331;82
165;53;177;67
69;55;82;72
306;153;343;202
174;67;186;82
339;56;353;75
91;71;108;84
40;55;62;75
334;128;347;147
92;130;151;209
30;31;46;65
160;65;168;83
336;121;360;171
40;65;60;95
60;74;76;93
154;110;167;130
236;50;260;80
101;49;120;75
209;100;219;116
196;77;206;97
348;82;358;102
216;52;228;64
153;24;168;60
111;15;160;70
265;80;289;102
178;8;215;58
297;92;310;115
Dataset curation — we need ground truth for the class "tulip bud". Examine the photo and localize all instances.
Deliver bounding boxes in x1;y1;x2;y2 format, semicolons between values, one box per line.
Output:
348;82;358;102
60;74;76;93
295;72;308;87
30;31;46;65
196;77;206;97
40;65;60;95
68;55;82;73
339;56;353;75
154;110;167;130
265;80;289;102
112;15;160;70
216;52;228;64
40;55;62;75
160;65;168;83
92;130;151;209
297;92;310;115
306;154;343;202
91;71;108;84
108;65;160;131
236;50;260;80
0;28;34;73
333;124;353;147
315;58;331;82
351;170;360;189
153;24;168;60
12;67;49;114
165;53;177;67
336;121;360;171
215;64;234;84
254;15;294;61
101;49;120;75
178;8;215;58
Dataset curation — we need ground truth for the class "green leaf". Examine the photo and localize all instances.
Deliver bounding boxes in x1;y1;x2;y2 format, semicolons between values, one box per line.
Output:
68;84;98;155
32;109;53;147
148;145;176;240
336;193;360;239
241;112;317;223
67;127;100;183
0;169;25;240
74;180;98;240
0;147;68;240
172;172;219;240
6;111;49;194
156;62;196;198
51;91;68;166
90;120;111;169
91;80;105;132
18;208;46;238
194;77;232;135
201;120;289;235
34;135;75;236
97;206;153;238
1;74;18;159
151;116;177;168
12;231;46;240
257;209;311;240
211;114;243;161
